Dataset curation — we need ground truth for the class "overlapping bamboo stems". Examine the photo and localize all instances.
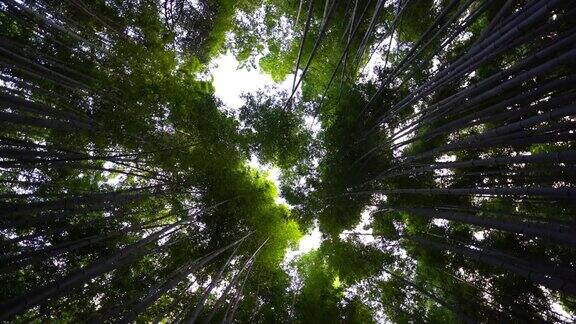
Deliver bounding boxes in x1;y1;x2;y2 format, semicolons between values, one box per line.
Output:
357;0;480;119
292;0;314;94
0;211;181;273
351;231;570;321
380;265;477;323
390;150;576;178
421;253;561;322
191;237;269;324
0;138;172;182
63;0;123;34
316;0;377;112
406;166;575;188
0;184;166;219
356;27;576;164
0;39;96;91
393;42;576;152
372;229;576;296
0;2;212;172
373;187;575;198
354;0;388;62
401;23;574;136
0;201;234;320
359;0;411;76
386;206;576;247
338;0;367;99
359;2;564;147
374;0;561;128
391;75;576;151
184;241;245;323
3;0;109;53
412;235;576;295
0;0;187;148
383;0;530;116
431;266;570;322
0;203;163;248
222;260;255;323
284;0;338;107
115;234;252;323
0;221;179;320
403;105;576;162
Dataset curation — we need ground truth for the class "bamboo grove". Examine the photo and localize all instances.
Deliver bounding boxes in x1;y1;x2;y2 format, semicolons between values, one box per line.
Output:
0;0;575;323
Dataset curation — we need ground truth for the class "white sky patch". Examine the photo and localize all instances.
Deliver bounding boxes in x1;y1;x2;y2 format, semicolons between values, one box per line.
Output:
209;52;308;208
436;154;456;163
432;218;449;227
210;52;297;111
551;300;575;322
304;114;322;138
431;56;441;72
540;286;576;322
186;274;200;293
473;230;486;241
285;224;323;262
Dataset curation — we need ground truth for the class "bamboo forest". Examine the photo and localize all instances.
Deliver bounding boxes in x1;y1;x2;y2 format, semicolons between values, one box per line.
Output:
1;0;575;322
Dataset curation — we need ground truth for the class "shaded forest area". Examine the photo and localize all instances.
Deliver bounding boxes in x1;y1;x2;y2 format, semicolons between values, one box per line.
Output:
0;0;575;322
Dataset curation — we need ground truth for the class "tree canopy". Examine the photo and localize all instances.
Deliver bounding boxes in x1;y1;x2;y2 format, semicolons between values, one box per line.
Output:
1;0;575;323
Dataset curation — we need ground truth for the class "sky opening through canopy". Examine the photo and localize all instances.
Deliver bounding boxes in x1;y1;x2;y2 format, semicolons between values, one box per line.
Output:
209;50;319;242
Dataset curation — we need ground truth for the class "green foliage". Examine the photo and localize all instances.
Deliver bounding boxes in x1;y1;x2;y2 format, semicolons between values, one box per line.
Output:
397;0;434;43
293;249;345;323
2;0;575;323
315;84;391;236
240;90;312;170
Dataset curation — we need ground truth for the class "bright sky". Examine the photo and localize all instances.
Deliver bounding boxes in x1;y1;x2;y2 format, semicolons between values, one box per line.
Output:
208;51;324;292
211;52;296;110
209;51;295;201
209;51;315;209
208;49;324;275
284;224;323;262
210;51;324;269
